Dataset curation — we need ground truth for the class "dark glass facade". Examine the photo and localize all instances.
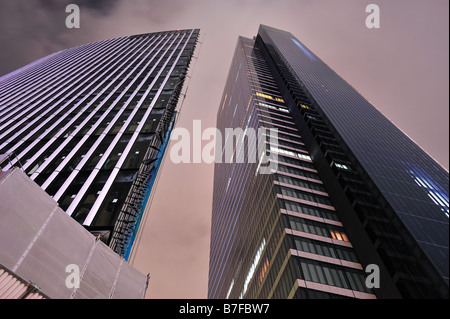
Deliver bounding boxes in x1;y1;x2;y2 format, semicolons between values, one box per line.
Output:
0;28;199;259
209;25;448;299
209;36;376;300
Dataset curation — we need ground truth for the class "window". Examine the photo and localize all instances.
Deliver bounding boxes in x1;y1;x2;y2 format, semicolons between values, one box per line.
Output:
277;164;320;180
278;174;325;193
292;236;358;263
280;186;332;207
297;258;371;293
256;91;284;102
330;230;349;242
270;145;311;161
284;200;338;221
335;163;351;170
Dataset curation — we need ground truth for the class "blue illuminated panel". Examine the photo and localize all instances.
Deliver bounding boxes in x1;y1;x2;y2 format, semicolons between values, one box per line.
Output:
291;38;317;61
408;166;449;218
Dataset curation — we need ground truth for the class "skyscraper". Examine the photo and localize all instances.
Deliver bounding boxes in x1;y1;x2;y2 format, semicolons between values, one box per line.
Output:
208;25;448;299
0;28;199;259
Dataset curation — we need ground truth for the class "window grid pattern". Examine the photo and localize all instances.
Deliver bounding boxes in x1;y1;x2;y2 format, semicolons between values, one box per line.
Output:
0;29;200;257
209;36;374;300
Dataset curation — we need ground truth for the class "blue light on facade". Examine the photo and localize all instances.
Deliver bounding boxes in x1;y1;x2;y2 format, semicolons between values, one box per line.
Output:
291;38;317;61
408;167;449;218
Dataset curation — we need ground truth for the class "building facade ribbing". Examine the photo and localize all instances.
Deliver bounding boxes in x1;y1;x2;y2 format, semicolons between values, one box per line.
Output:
0;28;199;259
208;25;448;299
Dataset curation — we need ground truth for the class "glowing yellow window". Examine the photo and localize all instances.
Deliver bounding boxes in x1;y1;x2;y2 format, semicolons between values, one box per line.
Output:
256;92;273;100
330;230;349;242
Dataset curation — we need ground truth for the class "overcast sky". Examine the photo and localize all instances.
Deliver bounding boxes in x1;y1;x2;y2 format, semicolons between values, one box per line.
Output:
0;0;448;299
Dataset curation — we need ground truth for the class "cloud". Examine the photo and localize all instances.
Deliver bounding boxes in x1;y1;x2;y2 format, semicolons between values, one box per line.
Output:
0;0;202;76
0;0;124;76
35;0;119;15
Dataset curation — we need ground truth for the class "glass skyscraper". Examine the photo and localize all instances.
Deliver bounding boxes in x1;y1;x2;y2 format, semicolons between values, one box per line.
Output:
208;25;448;299
0;28;199;260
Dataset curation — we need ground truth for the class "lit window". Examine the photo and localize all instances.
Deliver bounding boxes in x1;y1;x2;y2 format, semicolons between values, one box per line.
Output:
270;146;311;161
226;280;234;299
258;258;269;286
258;102;288;112
256;92;284;103
256;92;273;100
239;238;266;299
335;163;350;170
298;153;312;161
330;230;349;242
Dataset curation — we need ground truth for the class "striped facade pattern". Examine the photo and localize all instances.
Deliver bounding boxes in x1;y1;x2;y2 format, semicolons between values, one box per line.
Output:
0;29;199;257
208;37;375;299
0;265;48;299
256;25;448;298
